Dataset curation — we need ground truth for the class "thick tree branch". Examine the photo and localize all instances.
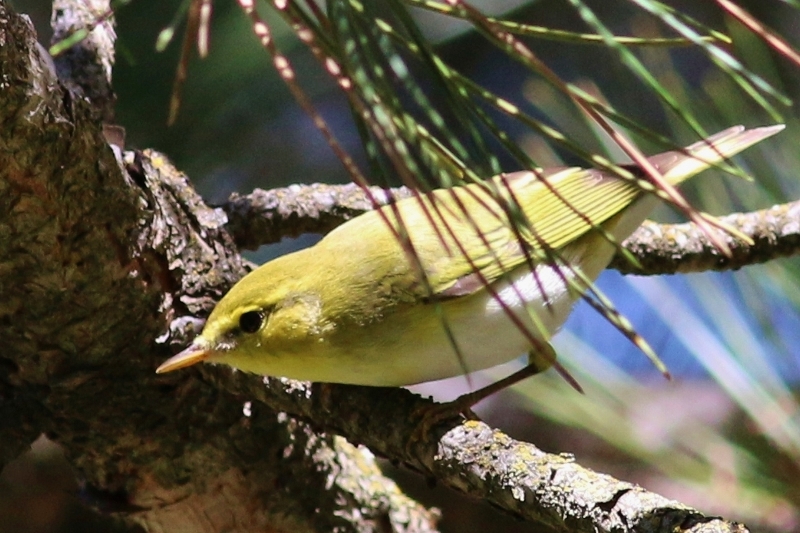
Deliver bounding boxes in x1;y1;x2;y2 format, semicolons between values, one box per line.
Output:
0;4;436;533
222;185;800;275
203;367;750;533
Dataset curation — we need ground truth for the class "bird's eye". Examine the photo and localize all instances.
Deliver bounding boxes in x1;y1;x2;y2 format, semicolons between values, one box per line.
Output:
238;311;263;334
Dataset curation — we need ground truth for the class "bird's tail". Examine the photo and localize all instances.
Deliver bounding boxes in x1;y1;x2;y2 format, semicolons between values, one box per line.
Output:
650;124;785;185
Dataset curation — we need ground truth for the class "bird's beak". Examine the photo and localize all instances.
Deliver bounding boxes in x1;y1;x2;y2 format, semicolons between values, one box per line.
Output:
156;340;211;374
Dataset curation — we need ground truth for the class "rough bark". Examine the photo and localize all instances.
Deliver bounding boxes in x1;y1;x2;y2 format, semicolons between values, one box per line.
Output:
0;4;437;533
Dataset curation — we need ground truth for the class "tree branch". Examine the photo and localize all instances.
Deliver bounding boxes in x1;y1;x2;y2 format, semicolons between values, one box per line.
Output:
611;204;800;274
203;366;750;533
0;3;436;532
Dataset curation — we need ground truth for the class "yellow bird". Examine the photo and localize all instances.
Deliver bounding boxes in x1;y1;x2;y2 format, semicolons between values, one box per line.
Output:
157;125;782;395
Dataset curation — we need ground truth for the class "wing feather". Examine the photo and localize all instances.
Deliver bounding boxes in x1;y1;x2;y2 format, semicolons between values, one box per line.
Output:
379;167;643;298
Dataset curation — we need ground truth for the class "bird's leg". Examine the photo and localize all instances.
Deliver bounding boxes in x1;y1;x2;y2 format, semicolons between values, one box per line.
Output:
407;344;561;450
443;342;558;412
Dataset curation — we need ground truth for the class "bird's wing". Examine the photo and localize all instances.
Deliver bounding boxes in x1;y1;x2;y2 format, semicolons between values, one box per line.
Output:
391;167;641;299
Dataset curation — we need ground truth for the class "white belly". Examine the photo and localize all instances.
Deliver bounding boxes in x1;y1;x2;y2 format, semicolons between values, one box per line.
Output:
378;262;581;385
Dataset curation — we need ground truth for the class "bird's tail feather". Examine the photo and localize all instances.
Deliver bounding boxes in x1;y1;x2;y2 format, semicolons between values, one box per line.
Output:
652;124;784;185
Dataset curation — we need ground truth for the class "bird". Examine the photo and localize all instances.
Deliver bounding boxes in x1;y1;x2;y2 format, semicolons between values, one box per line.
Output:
156;125;782;403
